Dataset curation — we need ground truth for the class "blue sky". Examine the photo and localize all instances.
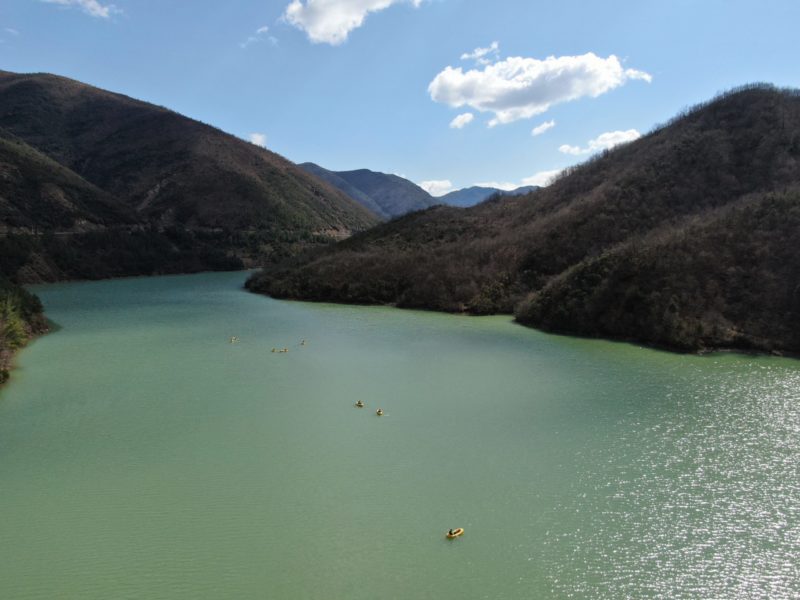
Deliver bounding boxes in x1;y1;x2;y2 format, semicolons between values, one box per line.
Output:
1;0;799;195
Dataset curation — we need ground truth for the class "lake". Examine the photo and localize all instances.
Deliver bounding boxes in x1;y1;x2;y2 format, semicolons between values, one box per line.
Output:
1;271;798;599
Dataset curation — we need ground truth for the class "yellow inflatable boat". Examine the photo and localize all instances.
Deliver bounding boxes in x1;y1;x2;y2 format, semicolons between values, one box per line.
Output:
446;528;464;539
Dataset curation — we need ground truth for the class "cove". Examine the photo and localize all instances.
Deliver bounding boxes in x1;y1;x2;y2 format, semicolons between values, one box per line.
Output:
1;271;798;599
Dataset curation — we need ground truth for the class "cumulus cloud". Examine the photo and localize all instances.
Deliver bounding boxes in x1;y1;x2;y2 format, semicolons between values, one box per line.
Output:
460;41;499;65
531;120;555;136
429;52;651;126
558;129;641;155
42;0;118;18
283;0;423;45
248;133;268;148
476;168;563;190
419;179;454;196
449;112;474;129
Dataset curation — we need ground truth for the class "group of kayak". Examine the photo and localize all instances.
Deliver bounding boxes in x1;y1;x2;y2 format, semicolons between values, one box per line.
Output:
234;335;463;540
354;400;383;416
273;339;306;353
354;400;463;539
229;336;307;353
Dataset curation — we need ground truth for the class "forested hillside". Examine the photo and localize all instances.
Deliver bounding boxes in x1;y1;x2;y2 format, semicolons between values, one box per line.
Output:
249;85;800;353
0;277;46;385
0;69;379;282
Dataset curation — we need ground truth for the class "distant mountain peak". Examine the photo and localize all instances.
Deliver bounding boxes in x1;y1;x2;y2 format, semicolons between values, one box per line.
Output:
438;184;539;207
299;163;436;219
299;164;540;216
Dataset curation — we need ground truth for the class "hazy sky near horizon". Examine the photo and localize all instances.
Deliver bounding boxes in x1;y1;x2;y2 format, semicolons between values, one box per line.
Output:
1;0;799;194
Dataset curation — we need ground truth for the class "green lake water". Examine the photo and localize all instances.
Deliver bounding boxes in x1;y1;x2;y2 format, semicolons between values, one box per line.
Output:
1;271;798;599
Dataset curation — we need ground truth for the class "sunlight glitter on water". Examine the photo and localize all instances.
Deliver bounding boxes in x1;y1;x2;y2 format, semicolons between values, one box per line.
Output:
1;273;798;599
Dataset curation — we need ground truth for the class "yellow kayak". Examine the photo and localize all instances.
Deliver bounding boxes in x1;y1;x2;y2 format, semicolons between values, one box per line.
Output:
446;528;464;539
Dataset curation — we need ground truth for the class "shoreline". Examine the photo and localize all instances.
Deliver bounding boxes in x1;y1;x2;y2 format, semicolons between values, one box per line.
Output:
20;266;251;288
0;325;48;388
5;269;794;395
248;288;799;361
0;278;50;388
4;270;250;391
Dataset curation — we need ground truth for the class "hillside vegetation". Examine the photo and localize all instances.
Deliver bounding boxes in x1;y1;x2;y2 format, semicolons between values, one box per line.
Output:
0;128;136;231
248;85;800;353
0;277;46;385
0;69;379;282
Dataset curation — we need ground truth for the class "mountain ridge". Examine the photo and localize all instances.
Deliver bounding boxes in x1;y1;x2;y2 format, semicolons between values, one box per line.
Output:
438;185;539;208
299;163;436;218
0;69;381;282
0;70;378;233
300;162;538;216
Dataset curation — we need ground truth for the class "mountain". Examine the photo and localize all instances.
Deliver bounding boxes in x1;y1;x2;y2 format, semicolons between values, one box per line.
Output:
299;163;436;218
300;163;538;215
298;162;386;216
438;185;539;208
0;127;137;232
248;84;800;354
0;70;379;281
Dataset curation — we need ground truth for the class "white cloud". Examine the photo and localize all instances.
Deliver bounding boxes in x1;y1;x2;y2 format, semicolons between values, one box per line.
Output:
240;25;277;48
521;169;562;187
474;180;518;192
429;52;651;126
558;128;641;155
531;120;555;136
42;0;118;18
5;28;20;35
419;179;454;196
460;41;499;65
283;0;423;45
449;112;474;129
476;168;563;191
248;133;268;148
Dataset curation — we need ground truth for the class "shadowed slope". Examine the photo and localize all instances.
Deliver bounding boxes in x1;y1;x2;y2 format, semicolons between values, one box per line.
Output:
0;70;378;234
0;127;136;231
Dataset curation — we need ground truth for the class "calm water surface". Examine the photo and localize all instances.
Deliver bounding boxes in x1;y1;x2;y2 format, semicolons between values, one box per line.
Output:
1;272;798;599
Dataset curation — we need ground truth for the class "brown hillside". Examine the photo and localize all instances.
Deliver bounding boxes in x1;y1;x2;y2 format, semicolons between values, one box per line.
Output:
0;70;378;234
248;84;800;353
